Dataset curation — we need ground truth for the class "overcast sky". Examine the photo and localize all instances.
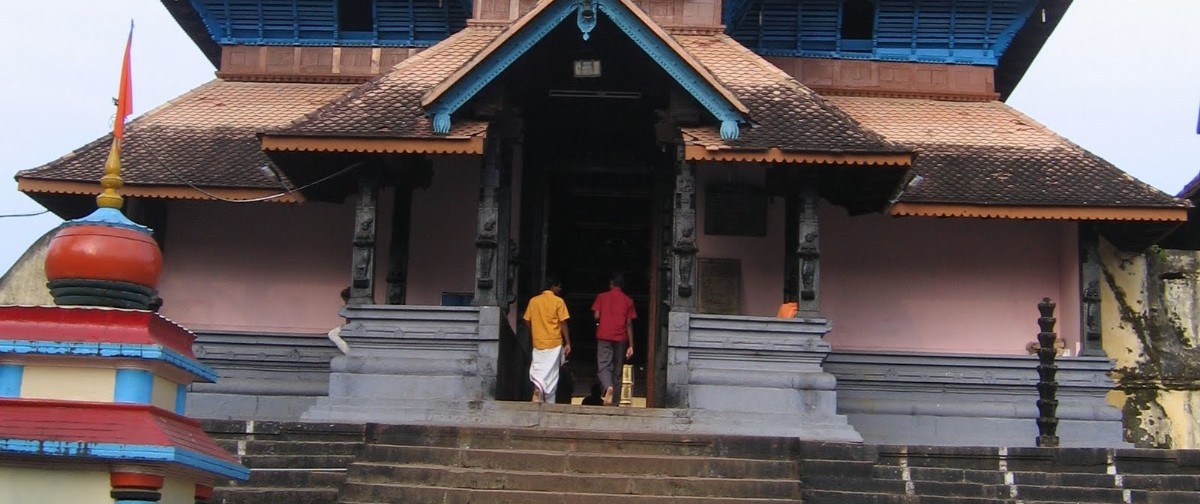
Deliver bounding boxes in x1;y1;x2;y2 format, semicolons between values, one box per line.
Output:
2;0;1199;273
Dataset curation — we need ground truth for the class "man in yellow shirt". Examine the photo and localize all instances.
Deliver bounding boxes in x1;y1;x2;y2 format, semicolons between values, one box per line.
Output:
523;275;571;402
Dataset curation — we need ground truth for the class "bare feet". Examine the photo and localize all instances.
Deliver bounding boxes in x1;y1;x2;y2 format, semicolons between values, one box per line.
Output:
602;386;613;406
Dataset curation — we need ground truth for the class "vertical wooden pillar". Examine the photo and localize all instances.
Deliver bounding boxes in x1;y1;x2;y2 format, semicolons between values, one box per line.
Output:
1079;224;1105;356
385;184;414;305
349;170;379;305
496;138;515;308
783;193;799;305
670;145;698;312
795;183;821;314
474;136;502;306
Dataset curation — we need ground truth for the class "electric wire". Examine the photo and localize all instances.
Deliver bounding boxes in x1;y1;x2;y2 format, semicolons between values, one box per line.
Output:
0;210;51;219
145;144;364;203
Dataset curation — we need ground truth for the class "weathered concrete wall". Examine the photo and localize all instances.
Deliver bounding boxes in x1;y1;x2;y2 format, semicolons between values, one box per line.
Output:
0;229;55;306
1101;239;1200;448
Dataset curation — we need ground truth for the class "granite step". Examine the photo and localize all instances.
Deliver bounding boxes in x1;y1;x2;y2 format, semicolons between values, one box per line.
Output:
348;462;800;497
338;482;799;504
361;444;799;479
212;487;339;504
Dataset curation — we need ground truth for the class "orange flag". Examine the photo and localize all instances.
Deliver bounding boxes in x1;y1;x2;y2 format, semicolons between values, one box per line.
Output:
113;21;134;142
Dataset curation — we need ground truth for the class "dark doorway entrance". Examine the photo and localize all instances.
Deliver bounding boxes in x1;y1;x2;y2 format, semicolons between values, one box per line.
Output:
510;17;675;402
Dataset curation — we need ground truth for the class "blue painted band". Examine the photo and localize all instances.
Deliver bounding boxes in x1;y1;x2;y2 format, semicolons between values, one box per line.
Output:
0;364;22;397
175;383;188;415
64;207;153;235
0;340;218;383
114;368;154;404
0;438;249;480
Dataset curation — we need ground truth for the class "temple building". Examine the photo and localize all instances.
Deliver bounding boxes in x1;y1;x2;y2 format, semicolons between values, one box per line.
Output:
10;0;1190;447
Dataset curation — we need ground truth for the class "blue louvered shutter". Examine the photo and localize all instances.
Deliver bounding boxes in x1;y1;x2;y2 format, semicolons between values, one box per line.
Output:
377;0;416;42
227;1;262;39
297;0;337;41
261;0;296;40
798;0;839;53
757;0;799;52
413;0;450;43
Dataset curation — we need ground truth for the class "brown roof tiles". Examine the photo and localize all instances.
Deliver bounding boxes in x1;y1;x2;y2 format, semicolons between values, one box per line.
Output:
826;96;1183;209
17;80;353;191
675;34;906;155
266;26;499;141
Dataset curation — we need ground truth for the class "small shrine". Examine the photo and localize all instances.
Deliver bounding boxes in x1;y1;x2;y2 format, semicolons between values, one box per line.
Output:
0;71;247;500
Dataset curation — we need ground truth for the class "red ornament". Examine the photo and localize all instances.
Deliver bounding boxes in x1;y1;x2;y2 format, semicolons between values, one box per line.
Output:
45;225;162;289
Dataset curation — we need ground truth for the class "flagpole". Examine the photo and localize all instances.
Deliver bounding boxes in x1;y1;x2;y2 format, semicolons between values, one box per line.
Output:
97;20;134;210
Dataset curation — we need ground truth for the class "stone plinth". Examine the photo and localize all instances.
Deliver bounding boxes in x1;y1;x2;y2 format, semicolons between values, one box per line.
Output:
665;312;861;442
825;350;1128;447
302;304;500;423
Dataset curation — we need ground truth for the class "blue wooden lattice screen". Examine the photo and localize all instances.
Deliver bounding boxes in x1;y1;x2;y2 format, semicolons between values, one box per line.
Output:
728;0;1038;66
192;0;470;46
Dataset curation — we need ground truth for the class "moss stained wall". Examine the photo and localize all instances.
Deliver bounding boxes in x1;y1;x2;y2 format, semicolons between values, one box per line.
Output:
1101;239;1200;448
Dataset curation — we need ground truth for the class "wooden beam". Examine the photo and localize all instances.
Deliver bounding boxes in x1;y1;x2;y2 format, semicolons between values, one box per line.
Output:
670;145;699;313
683;145;912;166
261;135;486;155
348;170;379;305
890;203;1188;222
17;179;302;203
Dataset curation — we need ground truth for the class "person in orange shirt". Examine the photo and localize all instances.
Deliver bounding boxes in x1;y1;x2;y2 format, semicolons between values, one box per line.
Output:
523;275;571;402
591;272;635;406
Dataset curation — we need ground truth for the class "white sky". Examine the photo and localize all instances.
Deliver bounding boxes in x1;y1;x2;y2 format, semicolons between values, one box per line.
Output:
1;0;1199;273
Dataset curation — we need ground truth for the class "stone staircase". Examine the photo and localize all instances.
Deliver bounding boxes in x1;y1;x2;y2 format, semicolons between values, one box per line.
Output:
336;424;803;503
203;420;1200;504
798;444;1200;503
205;420;364;504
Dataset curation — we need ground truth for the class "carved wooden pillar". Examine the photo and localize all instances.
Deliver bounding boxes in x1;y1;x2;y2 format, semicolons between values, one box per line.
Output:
670;145;698;312
349;170;379;305
783;193;799;304
795;183;821;313
474;136;502;306
1079;224;1105;356
384;184;414;305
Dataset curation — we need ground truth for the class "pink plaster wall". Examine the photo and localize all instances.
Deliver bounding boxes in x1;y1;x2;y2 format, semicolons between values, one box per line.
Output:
693;164;1080;355
405;156;482;306
821;205;1080;355
158;200;353;333
695;164;786;318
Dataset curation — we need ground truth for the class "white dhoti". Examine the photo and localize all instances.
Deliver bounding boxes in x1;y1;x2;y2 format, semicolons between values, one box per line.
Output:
529;346;563;402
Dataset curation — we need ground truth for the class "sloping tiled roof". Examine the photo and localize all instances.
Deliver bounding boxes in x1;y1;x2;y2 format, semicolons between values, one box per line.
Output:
676;34;906;156
826;96;1185;209
266;26;499;140
270;23;905;162
17;80;353;194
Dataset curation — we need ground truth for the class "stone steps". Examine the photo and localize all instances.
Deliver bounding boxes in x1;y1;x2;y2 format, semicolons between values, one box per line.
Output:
338;482;800;504
201;420;1200;504
338;424;804;503
204;421;364;504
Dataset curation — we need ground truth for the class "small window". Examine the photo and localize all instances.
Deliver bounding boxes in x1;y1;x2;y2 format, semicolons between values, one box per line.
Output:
840;0;875;50
339;0;375;33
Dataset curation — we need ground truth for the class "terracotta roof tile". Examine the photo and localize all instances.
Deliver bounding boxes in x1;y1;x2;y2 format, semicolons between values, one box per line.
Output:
268;26;500;139
826;96;1183;208
675;34;905;154
17;81;353;189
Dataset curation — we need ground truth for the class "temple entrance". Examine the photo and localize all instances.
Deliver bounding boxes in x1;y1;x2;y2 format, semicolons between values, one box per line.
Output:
504;13;709;404
517;91;668;403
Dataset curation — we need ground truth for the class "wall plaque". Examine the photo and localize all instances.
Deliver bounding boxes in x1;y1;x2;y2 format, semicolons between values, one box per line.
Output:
698;258;741;315
705;184;767;236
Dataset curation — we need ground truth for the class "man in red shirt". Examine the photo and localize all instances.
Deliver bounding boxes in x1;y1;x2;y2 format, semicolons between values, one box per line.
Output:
591;272;635;406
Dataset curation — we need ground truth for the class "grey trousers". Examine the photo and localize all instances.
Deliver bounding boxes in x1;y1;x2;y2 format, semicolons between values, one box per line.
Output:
596;340;627;405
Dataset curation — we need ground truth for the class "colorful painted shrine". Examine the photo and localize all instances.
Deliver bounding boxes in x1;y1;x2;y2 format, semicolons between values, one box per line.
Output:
0;183;246;499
